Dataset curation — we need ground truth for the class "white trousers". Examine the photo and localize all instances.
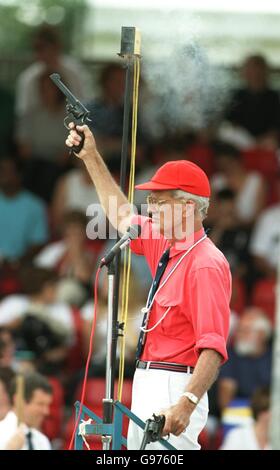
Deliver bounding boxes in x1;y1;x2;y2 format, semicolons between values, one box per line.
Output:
127;368;209;450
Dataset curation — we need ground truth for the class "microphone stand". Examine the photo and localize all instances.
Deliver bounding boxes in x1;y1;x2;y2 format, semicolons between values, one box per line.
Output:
101;258;115;450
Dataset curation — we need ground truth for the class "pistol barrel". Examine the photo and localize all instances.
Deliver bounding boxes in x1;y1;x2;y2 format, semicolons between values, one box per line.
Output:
50;73;89;115
50;73;77;102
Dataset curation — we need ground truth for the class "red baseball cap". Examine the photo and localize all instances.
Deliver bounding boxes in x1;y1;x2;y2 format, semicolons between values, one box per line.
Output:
135;160;211;197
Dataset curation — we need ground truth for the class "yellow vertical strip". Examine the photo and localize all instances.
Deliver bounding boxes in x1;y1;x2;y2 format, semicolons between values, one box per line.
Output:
118;57;140;400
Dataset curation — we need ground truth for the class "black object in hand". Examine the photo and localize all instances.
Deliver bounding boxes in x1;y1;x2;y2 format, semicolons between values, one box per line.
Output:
140;414;166;450
50;73;91;153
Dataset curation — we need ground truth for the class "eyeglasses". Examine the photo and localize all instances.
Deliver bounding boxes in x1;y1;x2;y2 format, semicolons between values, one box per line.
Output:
146;195;172;207
146;195;187;208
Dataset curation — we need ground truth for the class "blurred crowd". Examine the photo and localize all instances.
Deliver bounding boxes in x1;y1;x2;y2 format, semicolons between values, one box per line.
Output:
0;24;279;450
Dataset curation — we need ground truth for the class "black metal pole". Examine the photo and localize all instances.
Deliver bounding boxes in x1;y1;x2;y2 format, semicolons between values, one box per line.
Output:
111;58;133;395
119;59;133;191
103;58;134;423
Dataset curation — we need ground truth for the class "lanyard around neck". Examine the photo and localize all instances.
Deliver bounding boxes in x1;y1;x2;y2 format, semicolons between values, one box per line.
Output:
144;234;207;313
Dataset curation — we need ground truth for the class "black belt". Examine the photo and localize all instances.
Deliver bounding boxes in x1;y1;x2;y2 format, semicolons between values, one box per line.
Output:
136;360;194;374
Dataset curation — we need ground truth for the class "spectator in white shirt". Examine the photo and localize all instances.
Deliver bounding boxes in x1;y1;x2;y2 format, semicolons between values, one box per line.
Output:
15;24;90;118
51;161;100;230
0;267;75;375
211;142;266;225
250;191;280;277
0;267;73;338
0;372;52;450
220;386;271;450
35;211;97;306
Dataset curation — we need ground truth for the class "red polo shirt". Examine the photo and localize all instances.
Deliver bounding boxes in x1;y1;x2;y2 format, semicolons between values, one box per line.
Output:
130;215;231;365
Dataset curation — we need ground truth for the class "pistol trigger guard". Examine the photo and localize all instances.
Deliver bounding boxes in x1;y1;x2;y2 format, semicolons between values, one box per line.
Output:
64;116;71;130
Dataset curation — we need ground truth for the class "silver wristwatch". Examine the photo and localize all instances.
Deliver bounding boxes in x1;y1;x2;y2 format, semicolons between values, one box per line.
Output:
181;391;199;406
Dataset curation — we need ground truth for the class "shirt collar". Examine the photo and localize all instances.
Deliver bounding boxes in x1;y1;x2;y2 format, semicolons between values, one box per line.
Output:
168;227;206;258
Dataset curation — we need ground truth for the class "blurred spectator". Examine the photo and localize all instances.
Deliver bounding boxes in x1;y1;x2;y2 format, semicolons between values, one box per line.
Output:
0;367;15;420
250;183;280;277
218;307;272;411
35;211;97;306
211;142;266;224
16;71;69;202
217;121;254;151
206;188;251;276
0;157;48;262
51;160;99;230
0;267;74;375
241;146;279;183
0;328;15;368
81;268;144;377
251;278;276;326
15;24;90;118
225;55;280;143
0;86;15;155
0;372;52;450
87;63;126;172
186;134;215;177
220;386;271;450
0;268;58;328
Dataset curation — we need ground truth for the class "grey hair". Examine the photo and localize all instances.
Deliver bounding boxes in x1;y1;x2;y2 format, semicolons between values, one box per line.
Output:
171;189;210;220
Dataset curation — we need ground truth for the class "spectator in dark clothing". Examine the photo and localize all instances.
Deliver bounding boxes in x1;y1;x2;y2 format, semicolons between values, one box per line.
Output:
87;63;125;173
225;55;280;141
217;307;272;412
0;87;15;155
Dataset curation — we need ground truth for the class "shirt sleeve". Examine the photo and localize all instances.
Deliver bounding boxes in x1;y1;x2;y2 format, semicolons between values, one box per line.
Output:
188;266;231;364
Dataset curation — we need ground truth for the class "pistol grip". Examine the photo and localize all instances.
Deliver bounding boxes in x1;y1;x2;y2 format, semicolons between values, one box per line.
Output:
72;129;85;154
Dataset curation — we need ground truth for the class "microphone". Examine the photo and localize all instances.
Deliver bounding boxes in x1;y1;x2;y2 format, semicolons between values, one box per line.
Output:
100;224;141;267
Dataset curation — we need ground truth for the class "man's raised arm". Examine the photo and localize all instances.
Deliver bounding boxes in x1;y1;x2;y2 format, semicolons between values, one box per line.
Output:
66;123;133;234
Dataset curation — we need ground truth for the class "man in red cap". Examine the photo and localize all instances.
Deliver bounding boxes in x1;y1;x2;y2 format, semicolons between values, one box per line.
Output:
66;124;231;450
